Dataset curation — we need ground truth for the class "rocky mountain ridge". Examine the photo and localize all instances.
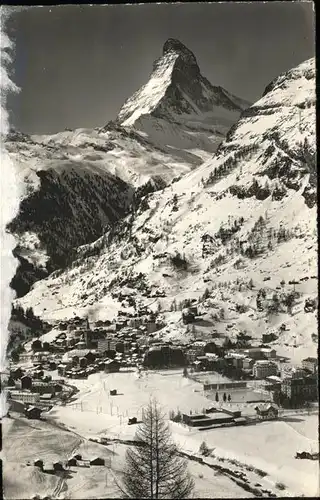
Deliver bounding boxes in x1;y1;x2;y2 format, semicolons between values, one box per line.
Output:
117;38;250;157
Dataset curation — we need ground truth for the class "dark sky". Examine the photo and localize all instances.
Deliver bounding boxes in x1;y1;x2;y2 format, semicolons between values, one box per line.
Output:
6;2;315;135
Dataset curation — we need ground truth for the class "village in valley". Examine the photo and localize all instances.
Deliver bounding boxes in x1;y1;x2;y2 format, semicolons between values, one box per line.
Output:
6;302;319;418
4;291;319;497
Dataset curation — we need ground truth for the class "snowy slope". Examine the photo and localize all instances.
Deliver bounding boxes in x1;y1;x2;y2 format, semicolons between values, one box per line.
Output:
117;38;250;160
29;124;199;186
16;58;317;362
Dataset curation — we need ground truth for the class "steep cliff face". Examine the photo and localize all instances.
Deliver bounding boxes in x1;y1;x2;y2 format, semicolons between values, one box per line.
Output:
117;38;250;159
17;58;317;364
6;132;133;296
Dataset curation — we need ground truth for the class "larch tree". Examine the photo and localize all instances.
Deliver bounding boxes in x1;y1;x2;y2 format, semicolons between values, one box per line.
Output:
118;399;194;499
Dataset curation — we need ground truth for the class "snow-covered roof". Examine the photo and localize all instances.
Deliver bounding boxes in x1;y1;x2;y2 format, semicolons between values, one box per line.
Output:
265;375;282;383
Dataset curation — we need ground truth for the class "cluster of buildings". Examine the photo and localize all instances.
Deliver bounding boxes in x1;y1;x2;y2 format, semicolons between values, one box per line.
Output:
258;357;318;406
32;454;106;475
189;342;318;408
279;358;318;405
5;365;71;418
20;314;208;378
9;301;318;412
181;403;279;430
186;343;279;379
182;407;245;428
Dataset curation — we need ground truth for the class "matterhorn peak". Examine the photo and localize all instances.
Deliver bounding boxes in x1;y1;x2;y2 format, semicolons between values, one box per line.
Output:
162;38;198;66
116;38;250;156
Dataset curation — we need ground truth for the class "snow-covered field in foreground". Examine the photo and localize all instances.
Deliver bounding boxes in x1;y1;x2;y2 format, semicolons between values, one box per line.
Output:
45;370;319;497
2;412;253;499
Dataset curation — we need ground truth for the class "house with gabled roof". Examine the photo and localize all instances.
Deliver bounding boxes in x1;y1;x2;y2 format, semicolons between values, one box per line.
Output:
254;403;279;420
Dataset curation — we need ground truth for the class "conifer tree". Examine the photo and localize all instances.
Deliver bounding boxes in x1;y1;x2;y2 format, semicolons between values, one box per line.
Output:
119;400;194;499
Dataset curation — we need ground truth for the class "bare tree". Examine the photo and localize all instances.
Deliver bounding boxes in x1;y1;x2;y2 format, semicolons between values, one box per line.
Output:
118;399;194;499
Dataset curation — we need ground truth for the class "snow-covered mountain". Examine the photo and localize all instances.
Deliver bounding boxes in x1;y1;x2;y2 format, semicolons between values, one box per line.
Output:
16;58;317;364
117;38;250;159
7;39;250;298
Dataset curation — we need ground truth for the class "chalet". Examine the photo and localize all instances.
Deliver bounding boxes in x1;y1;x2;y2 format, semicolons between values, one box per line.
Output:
79;357;88;368
25;406;42;419
182;308;196;324
67;457;78;466
11;367;23;380
32;339;42;352
105;360;120;373
72;355;80;366
260;348;277;359
128;417;137;425
53;461;65;471
262;332;277;343
57;364;67;376
21;375;32;390
254;404;278;420
90;457;105;466
43;463;55;474
187;341;206;361
85;351;97;364
42;341;52;351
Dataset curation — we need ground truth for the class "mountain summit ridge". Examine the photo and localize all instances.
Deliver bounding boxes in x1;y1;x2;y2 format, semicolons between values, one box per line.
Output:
162;38;198;67
118;37;250;125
